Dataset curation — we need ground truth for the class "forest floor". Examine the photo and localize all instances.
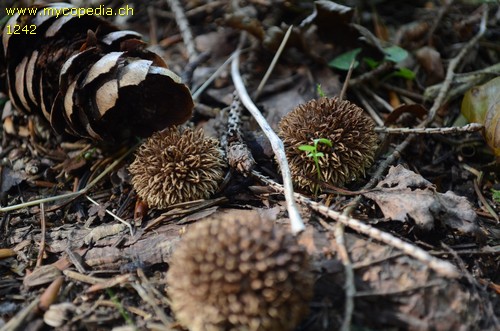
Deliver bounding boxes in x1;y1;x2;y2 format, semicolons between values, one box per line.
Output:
0;0;499;330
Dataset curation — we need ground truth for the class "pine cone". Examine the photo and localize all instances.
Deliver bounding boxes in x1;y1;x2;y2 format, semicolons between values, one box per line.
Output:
167;212;314;331
279;97;378;193
1;3;193;142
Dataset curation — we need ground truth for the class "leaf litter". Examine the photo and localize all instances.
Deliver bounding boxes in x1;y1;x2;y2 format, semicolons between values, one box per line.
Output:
0;1;499;330
364;164;479;234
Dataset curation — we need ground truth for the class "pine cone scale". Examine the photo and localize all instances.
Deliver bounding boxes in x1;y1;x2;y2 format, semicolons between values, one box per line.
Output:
1;3;193;143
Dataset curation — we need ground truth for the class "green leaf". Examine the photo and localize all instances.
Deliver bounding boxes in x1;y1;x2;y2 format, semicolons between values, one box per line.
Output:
363;57;380;69
384;45;408;63
328;48;361;70
492;189;500;203
298;145;315;152
393;67;416;80
315;138;333;147
315;152;325;157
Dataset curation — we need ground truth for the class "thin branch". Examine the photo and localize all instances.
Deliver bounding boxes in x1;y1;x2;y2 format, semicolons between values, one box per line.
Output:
130;283;172;326
252;170;460;279
423;62;500;100
375;123;484;134
330;53;358;330
85;196;134;236
353;89;385;126
332;219;355;331
254;25;293;101
36;202;46;268
165;0;198;62
339;57;356;101
0;297;40;331
192;52;238;100
231;39;305;234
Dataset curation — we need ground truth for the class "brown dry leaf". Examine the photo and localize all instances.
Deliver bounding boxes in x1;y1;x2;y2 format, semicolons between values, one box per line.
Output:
363;165;478;233
415;46;444;85
23;265;62;288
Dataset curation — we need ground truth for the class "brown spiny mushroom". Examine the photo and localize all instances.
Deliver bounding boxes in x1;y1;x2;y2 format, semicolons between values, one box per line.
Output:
129;127;226;209
166;212;314;331
278;97;378;193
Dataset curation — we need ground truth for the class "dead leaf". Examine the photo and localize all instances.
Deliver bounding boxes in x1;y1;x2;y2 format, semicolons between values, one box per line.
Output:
24;265;62;288
363;165;478;234
300;1;357;46
415;46;444;85
1;167;26;193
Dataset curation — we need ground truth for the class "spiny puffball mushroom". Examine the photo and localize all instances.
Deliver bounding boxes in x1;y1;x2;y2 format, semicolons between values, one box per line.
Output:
166;212;314;331
278;97;378;193
129;126;226;208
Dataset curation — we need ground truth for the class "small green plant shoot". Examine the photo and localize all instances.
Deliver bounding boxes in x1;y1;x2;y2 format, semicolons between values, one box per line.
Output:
491;188;500;204
298;138;333;195
316;84;326;98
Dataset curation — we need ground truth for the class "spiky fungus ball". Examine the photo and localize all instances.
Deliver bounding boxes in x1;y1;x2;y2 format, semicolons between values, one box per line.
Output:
278;97;378;193
129;127;226;209
166;213;314;331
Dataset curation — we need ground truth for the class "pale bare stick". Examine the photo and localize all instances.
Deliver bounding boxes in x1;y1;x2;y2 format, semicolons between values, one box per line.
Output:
375;123;484;134
332;217;355;331
191;52;238;100
130;281;173;327
254;25;293;101
165;0;197;62
251;170;460;279
231;43;305;234
353;89;385;126
85;196;134;236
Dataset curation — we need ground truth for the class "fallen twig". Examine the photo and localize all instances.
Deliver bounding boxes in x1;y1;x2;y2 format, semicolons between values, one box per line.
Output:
251;170;461;279
165;0;197;62
85;196;134;236
375;123;484;134
254;25;293;101
224;92;256;173
192;51;238;100
36;202;46;268
231;36;305;234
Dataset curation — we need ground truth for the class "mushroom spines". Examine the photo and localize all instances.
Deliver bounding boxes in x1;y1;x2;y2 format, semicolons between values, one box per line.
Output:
129;126;226;209
166;213;314;331
279;97;378;193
